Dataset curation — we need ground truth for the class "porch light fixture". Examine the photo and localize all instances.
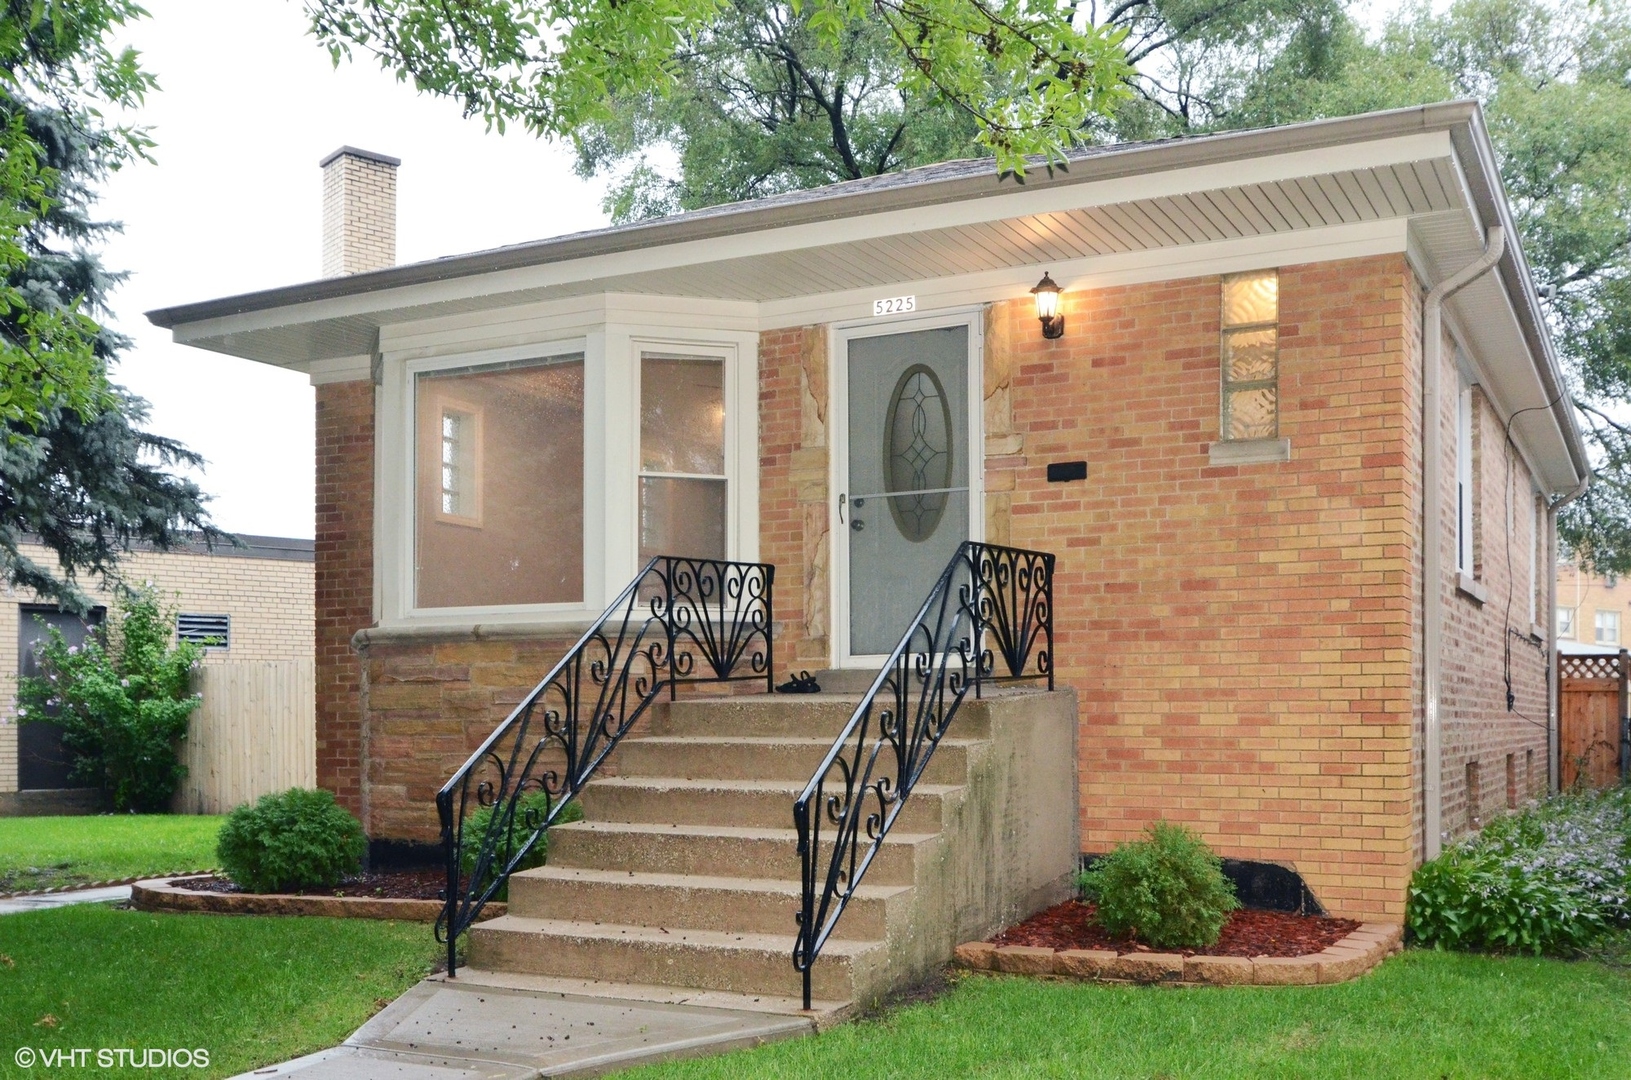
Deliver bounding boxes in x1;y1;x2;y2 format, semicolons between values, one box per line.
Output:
1031;273;1064;339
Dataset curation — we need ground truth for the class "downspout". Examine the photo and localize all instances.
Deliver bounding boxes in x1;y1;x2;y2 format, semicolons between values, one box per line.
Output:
1423;226;1504;860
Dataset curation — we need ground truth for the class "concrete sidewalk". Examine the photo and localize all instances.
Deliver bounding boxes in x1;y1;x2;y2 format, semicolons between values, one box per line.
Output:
231;969;822;1079
0;885;131;915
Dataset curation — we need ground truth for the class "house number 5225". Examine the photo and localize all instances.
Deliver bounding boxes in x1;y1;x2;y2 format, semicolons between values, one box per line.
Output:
872;295;916;317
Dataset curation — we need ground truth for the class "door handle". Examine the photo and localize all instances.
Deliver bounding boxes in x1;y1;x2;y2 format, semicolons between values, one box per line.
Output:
838;493;846;524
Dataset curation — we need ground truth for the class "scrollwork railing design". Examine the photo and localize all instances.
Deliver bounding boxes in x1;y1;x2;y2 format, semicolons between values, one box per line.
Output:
436;556;774;976
791;541;1052;1009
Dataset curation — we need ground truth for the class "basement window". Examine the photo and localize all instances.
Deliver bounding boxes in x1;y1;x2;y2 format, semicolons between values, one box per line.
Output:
177;613;230;650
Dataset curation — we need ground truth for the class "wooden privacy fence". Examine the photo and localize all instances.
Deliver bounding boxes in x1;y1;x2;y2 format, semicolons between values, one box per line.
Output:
174;660;316;814
1558;652;1630;790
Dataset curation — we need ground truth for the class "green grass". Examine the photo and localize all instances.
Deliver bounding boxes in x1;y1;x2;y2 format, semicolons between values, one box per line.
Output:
0;904;439;1079
619;951;1631;1079
0;814;223;892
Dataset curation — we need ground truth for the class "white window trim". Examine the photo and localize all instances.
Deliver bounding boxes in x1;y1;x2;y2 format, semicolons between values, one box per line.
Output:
377;326;758;631
1455;376;1474;576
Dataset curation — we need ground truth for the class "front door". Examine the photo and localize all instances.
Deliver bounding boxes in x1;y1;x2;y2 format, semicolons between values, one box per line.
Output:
836;318;978;663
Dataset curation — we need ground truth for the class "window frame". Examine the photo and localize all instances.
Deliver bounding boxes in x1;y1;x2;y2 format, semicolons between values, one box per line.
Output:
635;348;732;563
377;326;759;631
1557;606;1574;639
1455;377;1475;576
1218;269;1280;443
1596;609;1620;645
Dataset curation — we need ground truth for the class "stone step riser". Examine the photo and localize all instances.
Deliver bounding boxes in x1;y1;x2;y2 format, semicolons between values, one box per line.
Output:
579;784;949;834
614;739;968;785
466;921;861;1001
651;699;991;740
546;825;924;886
506;873;892;940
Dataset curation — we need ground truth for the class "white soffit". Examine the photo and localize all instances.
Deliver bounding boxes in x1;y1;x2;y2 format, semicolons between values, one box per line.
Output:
170;154;1461;368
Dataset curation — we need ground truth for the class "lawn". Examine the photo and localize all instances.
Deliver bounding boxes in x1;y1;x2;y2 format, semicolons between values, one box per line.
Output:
619;951;1631;1080
0;814;223;892
0;903;439;1080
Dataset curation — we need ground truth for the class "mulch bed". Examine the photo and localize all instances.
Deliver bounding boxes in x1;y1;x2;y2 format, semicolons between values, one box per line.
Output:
990;901;1360;958
177;868;444;901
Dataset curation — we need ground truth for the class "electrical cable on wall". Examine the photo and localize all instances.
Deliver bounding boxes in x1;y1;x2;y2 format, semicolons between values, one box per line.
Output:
1501;388;1567;729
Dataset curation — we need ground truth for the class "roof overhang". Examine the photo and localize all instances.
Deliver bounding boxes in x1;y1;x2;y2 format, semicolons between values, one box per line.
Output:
147;100;1588;494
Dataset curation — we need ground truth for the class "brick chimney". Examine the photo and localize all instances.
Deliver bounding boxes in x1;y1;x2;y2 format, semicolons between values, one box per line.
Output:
320;146;399;277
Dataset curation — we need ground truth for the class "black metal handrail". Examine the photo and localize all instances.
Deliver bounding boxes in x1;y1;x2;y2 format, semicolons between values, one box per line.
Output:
435;556;774;976
791;541;1053;1009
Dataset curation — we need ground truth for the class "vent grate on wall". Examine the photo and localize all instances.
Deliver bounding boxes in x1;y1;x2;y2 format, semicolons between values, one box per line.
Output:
177;613;230;649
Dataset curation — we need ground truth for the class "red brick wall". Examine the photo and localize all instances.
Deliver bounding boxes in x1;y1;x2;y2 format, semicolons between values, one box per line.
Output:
315;380;374;817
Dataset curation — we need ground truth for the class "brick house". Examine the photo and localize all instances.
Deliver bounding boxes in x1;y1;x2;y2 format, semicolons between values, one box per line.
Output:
149;101;1585;938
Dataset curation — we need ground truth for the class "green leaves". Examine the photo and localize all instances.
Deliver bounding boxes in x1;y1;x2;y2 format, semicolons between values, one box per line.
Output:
1078;820;1240;950
304;0;1131;176
217;788;368;894
15;584;206;813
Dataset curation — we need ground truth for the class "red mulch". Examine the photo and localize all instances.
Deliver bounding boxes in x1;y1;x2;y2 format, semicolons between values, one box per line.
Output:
174;868;444;900
989;901;1360;958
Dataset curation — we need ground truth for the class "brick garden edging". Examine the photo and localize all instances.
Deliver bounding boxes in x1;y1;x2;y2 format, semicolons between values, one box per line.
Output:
954;923;1403;986
131;875;506;923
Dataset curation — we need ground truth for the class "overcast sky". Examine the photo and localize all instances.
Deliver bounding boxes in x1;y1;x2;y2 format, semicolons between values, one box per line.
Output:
99;0;611;540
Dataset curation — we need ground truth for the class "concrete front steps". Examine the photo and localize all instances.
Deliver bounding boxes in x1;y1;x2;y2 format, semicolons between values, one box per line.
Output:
466;690;1078;1013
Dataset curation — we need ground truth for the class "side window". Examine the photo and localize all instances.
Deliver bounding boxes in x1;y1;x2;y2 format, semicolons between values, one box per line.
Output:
1596;610;1620;645
1455;377;1478;576
639;352;727;561
1219;270;1279;441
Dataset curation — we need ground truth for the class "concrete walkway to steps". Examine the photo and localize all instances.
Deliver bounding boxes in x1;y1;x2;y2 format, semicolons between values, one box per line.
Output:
230;969;841;1080
0;884;131;914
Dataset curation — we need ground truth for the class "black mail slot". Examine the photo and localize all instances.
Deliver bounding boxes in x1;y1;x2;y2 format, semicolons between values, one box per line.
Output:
1046;460;1088;483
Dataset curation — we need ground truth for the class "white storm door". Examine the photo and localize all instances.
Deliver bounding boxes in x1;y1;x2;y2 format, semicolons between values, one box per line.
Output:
833;314;981;667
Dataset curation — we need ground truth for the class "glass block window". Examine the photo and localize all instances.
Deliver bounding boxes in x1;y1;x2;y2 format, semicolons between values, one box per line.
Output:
639;352;727;561
1220;270;1279;441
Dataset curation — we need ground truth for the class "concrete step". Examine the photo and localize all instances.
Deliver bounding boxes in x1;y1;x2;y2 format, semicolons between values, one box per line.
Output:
614;735;973;785
651;695;861;738
545;821;933;886
506;865;906;940
466;915;883;1002
578;776;957;833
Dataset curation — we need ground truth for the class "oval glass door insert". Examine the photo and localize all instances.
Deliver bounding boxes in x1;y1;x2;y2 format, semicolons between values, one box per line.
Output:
883;363;954;542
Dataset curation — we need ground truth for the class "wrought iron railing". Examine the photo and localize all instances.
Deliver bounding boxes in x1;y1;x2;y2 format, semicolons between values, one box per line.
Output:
791;541;1053;1008
435;556;774;976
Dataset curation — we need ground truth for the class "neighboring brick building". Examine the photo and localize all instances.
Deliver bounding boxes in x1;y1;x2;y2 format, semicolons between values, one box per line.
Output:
1556;561;1631;651
0;536;314;800
150;102;1588;922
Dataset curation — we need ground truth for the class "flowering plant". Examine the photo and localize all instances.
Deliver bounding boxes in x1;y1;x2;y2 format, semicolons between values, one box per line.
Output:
16;584;205;812
1408;788;1631;954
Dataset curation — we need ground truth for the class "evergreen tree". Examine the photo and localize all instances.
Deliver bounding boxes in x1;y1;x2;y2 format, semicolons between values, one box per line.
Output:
1;2;226;612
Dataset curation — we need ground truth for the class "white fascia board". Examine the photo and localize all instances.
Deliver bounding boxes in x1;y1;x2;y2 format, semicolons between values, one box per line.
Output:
307;354;373;385
168;132;1455;347
761;217;1409;329
378;292;759;362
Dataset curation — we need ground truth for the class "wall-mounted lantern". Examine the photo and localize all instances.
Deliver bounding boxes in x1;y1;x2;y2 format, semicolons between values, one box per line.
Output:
1031;272;1064;339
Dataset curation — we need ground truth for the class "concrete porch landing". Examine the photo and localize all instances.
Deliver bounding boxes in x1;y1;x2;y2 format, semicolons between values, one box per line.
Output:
231;970;823;1079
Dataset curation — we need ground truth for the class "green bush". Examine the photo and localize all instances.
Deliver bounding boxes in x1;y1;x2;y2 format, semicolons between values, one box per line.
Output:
1407;787;1631;955
217;788;367;893
15;584;205;812
1079;820;1239;950
460;791;582;899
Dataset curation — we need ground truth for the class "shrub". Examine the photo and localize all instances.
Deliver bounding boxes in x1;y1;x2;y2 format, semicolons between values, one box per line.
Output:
15;584;204;812
1408;787;1631;955
460;791;582;899
217;788;367;894
1079;820;1239;950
